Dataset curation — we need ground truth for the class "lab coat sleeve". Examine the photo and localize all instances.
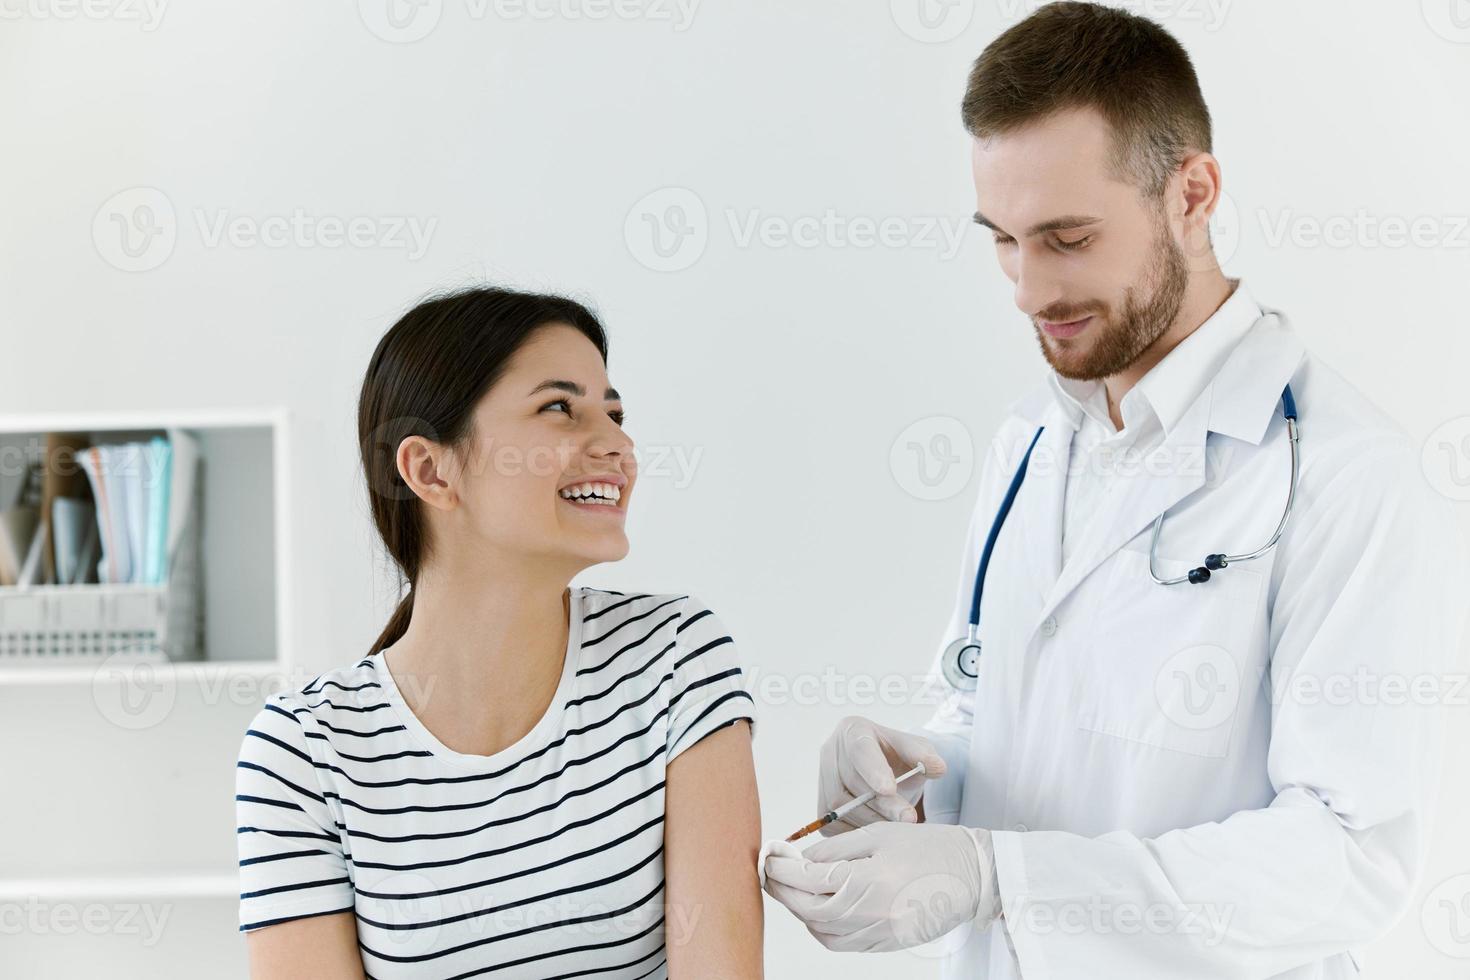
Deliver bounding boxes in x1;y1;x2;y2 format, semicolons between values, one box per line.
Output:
991;436;1470;979
916;426;1011;826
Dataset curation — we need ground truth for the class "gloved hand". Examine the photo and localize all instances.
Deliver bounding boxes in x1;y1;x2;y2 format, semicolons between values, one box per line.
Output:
762;821;1001;952
818;716;948;833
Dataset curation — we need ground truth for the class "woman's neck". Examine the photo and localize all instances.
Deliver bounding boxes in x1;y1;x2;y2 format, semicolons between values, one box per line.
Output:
384;551;574;756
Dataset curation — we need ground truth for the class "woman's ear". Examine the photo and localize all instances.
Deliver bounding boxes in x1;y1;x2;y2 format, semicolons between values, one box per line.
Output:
398;435;459;512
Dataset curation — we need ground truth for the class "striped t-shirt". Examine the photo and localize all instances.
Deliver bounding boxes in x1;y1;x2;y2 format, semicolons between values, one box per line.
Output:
235;588;756;980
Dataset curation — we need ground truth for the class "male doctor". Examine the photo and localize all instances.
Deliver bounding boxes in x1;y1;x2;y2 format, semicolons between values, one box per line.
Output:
762;4;1469;978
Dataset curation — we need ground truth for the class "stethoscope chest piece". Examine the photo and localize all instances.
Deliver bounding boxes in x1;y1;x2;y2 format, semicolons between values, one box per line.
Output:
941;635;983;692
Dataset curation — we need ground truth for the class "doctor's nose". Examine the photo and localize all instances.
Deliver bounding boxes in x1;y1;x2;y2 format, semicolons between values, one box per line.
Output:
1006;255;1064;322
1013;275;1066;325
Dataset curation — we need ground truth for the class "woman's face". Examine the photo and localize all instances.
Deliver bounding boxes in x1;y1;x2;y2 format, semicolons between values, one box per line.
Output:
442;323;636;572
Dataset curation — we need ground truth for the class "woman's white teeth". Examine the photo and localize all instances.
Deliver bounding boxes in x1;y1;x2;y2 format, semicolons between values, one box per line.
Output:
559;482;621;505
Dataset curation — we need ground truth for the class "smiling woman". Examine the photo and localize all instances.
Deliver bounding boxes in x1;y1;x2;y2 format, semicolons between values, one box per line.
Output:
233;286;763;980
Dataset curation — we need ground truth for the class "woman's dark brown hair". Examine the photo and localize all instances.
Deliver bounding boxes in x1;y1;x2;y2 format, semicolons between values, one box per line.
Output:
357;285;609;657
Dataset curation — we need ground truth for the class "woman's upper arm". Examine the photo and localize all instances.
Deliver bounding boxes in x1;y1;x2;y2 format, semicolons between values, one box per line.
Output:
236;698;362;978
246;911;366;980
663;719;763;980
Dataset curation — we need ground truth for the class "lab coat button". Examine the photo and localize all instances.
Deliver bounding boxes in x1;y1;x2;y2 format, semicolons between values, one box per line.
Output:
1039;616;1058;637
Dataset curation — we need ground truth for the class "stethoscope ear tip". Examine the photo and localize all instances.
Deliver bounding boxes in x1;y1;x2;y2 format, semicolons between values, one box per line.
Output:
1187;567;1212;584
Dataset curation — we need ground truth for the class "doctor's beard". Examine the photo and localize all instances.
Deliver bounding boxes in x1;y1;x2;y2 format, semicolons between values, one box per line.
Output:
1032;207;1190;382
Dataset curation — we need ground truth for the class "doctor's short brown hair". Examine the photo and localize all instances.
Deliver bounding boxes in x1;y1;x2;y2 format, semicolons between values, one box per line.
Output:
962;1;1213;200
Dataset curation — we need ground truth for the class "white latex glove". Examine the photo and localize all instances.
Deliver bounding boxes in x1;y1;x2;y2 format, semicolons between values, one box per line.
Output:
818;716;948;833
762;822;1000;953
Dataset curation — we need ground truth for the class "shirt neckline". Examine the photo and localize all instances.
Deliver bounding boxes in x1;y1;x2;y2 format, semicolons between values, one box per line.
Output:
371;587;584;773
1047;277;1259;441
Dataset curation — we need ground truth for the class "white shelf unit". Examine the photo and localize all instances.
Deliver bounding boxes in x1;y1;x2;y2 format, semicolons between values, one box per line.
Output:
0;408;293;685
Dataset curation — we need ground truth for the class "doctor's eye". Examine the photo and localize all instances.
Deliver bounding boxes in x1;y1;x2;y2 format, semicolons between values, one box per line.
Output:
991;234;1016;246
1055;234;1094;251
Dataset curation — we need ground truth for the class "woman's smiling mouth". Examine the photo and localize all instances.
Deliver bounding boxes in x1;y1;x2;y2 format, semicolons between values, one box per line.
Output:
558;479;627;515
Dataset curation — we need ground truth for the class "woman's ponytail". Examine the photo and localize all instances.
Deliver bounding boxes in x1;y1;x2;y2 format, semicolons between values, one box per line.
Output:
367;587;414;658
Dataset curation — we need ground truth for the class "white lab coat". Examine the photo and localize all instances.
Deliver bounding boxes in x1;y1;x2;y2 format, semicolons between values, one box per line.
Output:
917;305;1469;979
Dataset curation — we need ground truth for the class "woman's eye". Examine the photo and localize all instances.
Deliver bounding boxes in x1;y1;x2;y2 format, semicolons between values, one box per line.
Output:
542;399;572;416
609;411;625;427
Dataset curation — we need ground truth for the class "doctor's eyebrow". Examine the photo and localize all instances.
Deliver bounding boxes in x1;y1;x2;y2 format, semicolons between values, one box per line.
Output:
528;379;621;400
973;212;1103;237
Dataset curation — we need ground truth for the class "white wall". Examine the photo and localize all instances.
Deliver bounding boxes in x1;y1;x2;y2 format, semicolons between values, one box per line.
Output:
2;1;1469;976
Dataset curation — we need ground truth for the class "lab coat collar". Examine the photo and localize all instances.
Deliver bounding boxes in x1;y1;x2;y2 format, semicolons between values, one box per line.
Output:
1040;279;1261;440
1011;281;1305;448
1007;290;1307;630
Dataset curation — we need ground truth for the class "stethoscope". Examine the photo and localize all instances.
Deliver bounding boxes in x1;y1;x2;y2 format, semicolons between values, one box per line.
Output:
941;384;1299;692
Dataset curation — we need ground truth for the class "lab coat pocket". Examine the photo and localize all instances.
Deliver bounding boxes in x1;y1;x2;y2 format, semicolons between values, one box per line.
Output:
1074;545;1264;759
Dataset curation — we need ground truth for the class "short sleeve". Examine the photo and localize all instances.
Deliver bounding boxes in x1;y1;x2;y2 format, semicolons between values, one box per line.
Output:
666;594;756;765
235;694;356;932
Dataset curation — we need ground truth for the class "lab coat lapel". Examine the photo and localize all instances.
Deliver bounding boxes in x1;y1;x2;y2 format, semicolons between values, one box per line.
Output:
1034;393;1210;626
1028;306;1308;629
1017;402;1072;599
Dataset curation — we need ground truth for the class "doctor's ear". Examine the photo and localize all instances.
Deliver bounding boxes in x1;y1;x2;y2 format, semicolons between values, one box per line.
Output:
396;434;461;513
1172;150;1224;231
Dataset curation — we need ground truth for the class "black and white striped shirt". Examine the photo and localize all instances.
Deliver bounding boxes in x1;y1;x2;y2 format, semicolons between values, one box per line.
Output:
235;588;756;979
